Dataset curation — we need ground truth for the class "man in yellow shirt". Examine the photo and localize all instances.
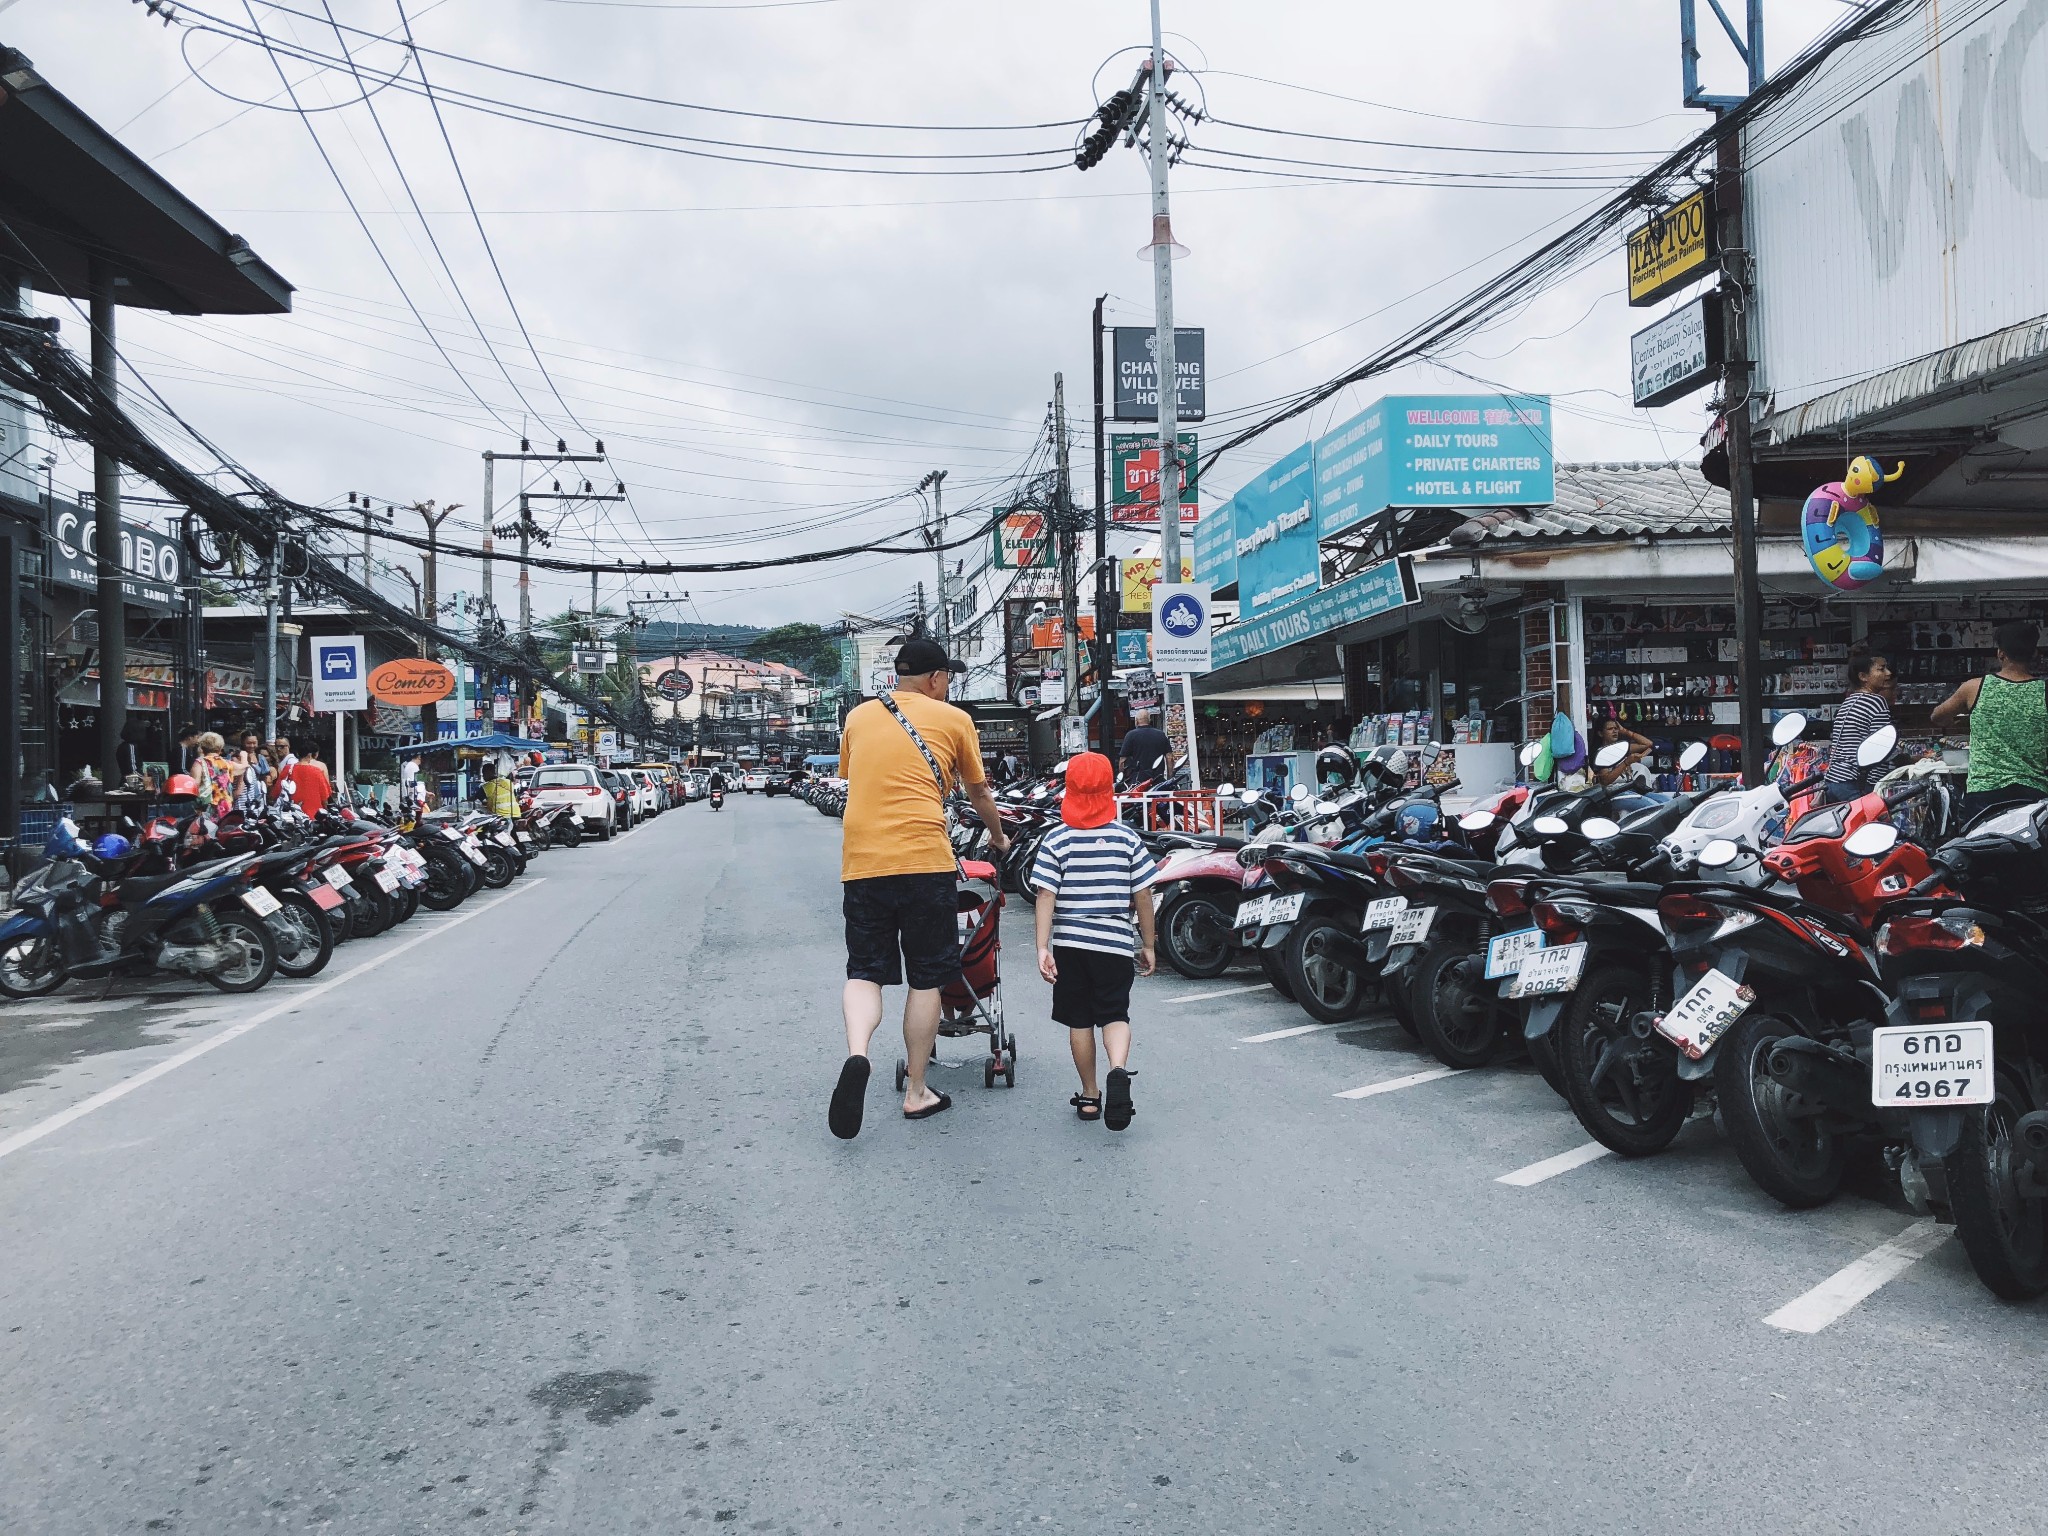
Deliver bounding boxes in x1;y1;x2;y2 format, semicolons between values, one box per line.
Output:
829;637;1010;1139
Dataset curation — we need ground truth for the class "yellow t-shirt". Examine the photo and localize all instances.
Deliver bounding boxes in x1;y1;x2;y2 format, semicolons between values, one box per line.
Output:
840;691;985;882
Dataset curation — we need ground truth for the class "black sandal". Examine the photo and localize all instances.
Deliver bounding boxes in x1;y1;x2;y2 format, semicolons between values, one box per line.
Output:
903;1090;952;1121
1104;1068;1136;1131
1070;1093;1102;1121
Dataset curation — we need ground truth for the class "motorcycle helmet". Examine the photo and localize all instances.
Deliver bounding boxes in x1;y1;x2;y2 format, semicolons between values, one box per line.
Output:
43;817;89;859
164;773;200;798
1361;745;1410;788
1315;744;1358;791
1394;801;1442;843
92;833;132;860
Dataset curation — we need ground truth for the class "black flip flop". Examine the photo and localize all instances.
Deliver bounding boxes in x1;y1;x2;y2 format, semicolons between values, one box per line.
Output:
829;1055;871;1140
903;1090;952;1121
1104;1068;1136;1131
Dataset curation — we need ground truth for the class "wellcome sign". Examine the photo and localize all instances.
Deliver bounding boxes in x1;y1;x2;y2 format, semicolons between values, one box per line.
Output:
368;658;456;705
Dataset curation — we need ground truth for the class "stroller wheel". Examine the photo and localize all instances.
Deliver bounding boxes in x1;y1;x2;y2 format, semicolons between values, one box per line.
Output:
983;1057;997;1089
1002;1050;1016;1088
894;1059;908;1093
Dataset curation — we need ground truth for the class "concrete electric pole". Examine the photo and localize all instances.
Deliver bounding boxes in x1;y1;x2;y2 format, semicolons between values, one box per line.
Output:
919;469;949;647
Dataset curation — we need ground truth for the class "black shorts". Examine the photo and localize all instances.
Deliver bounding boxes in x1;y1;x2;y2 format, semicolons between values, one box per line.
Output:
1050;945;1135;1030
844;873;960;990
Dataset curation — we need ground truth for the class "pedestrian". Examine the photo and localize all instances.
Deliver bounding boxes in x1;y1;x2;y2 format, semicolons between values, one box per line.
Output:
1030;751;1157;1131
482;760;518;818
192;732;238;815
1589;717;1654;789
1932;620;2048;823
267;736;297;802
236;730;271;815
1821;650;1895;803
827;636;1010;1140
286;739;334;817
174;723;201;777
1118;709;1170;787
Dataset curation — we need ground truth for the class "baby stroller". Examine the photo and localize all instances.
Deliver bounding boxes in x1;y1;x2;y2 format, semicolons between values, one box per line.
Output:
894;857;1016;1091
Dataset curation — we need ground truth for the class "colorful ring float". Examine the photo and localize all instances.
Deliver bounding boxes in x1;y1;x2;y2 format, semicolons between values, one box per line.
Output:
1801;457;1903;591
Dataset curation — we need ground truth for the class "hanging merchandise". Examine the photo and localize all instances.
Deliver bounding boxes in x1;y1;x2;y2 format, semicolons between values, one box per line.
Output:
1547;712;1577;759
1801;457;1902;592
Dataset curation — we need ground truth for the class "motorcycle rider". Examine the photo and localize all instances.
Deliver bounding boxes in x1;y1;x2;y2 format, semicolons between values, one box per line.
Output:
482;762;518;818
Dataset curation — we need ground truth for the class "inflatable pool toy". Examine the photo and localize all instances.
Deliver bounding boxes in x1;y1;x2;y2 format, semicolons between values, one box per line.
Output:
1801;480;1885;590
1842;456;1905;499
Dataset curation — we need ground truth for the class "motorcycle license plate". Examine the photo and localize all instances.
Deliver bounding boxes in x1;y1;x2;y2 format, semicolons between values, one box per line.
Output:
324;866;353;888
1655;968;1754;1061
515;832;531;846
1508;941;1587;999
1262;893;1305;926
374;868;401;893
1388;906;1435;946
1233;896;1270;929
1361;896;1408;931
307;883;345;912
495;832;516;847
1870;1023;1994;1107
1486;929;1545;980
241;886;282;918
462;845;487;866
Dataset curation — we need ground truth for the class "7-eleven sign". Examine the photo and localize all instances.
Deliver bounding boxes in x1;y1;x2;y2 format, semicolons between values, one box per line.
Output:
1112;432;1199;524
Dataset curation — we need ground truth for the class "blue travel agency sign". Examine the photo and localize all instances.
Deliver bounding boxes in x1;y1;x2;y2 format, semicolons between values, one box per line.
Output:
1211;555;1419;670
1316;394;1553;536
1230;443;1318;618
1192;503;1237;589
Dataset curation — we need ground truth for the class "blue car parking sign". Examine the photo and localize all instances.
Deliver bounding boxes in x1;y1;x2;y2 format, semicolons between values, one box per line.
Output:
319;645;359;680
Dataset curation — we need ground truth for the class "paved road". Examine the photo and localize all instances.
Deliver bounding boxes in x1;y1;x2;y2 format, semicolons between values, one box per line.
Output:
2;796;2043;1534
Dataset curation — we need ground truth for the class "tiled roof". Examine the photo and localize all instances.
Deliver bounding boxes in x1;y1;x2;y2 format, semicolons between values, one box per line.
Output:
1444;461;1725;548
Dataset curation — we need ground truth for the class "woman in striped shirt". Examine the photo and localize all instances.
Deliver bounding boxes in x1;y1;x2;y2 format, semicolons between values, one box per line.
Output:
1822;650;1894;803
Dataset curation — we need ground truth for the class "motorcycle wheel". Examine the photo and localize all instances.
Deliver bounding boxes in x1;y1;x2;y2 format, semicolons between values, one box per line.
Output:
0;934;66;998
1715;1011;1848;1209
419;855;467;911
393;885;420;924
1159;894;1235;980
271;892;334;979
1556;965;1692;1156
479;846;516;890
1384;965;1421;1038
557;820;582;849
351;881;393;938
1283;916;1371;1024
1413;941;1502;1070
1528;1028;1567;1099
1257;943;1295;1002
204;910;277;993
1946;1070;2048;1300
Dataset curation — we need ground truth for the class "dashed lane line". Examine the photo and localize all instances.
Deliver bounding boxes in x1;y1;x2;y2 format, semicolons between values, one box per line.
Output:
0;880;546;1166
1497;1141;1613;1187
1239;1022;1340;1044
1334;1067;1468;1100
1161;984;1277;1005
1762;1218;1953;1334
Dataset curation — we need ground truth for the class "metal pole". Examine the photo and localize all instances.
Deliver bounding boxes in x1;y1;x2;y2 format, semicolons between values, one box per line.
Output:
1092;294;1114;763
1717;127;1765;784
1055;373;1082;744
927;470;949;647
262;536;280;744
360;506;373;584
517;494;532;635
481;451;495;620
88;260;126;782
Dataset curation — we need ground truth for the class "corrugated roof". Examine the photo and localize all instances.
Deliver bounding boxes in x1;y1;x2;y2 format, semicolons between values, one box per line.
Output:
1444;462;1725;547
1761;314;2048;447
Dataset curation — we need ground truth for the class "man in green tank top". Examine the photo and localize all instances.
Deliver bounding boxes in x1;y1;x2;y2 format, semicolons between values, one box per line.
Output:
1931;620;2048;822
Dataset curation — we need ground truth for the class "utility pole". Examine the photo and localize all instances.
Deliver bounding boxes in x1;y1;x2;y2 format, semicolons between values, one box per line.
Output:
1055;372;1083;748
413;499;458;742
480;451;496;622
261;536;281;745
1146;0;1183;584
920;469;949;647
88;259;125;784
1718;126;1764;783
1092;294;1114;763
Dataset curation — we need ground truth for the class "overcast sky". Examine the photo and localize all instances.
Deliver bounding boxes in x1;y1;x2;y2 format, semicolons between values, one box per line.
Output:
8;0;1855;630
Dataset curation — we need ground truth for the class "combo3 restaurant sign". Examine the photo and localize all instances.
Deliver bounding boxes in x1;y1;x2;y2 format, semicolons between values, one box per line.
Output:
368;657;456;705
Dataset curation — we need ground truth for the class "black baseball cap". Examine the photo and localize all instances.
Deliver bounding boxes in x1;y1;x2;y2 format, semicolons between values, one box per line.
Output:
894;637;966;677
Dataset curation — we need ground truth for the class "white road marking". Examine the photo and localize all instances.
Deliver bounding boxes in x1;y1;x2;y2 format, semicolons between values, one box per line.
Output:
1763;1218;1953;1334
1334;1067;1468;1099
1498;1141;1613;1187
1161;984;1275;1005
1239;1022;1339;1043
0;880;546;1166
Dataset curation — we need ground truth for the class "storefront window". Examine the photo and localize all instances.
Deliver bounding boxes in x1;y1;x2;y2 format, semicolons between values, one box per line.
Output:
1583;599;1851;740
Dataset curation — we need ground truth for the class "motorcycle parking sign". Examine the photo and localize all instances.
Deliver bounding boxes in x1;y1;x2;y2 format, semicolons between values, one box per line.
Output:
1151;584;1211;673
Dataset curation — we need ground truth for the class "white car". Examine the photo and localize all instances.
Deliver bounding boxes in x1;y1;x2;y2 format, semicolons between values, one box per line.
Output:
741;770;770;794
627;769;660;818
530;763;618;840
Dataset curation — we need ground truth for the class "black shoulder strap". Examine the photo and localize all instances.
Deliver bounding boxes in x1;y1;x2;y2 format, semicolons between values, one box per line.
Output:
879;694;950;795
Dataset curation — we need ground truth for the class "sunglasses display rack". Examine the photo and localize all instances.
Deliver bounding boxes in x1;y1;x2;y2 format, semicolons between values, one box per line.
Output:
1583;601;1852;736
1861;602;2040;721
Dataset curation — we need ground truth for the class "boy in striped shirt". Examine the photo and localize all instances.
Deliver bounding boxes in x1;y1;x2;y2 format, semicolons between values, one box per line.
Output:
1030;752;1158;1131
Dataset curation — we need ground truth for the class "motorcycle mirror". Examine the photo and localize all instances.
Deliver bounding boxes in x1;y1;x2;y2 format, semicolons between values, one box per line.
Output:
1532;815;1569;836
1844;822;1900;858
1313;798;1337;815
1458;809;1497;832
1678;741;1709;771
1518;741;1543;767
1856;724;1899;768
1771;711;1810;747
1420;742;1442;764
1289;784;1311;804
1593;742;1630;769
1582;816;1621;840
1215;782;1236;799
1698;838;1741;868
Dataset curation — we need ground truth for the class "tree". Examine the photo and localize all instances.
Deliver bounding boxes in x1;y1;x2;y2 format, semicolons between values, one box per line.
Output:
745;622;838;681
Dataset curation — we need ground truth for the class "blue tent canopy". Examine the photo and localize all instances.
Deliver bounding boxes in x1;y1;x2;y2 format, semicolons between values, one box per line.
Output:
804;753;839;768
405;733;551;755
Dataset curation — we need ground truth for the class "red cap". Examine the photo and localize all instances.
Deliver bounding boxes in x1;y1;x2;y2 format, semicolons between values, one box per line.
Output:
1060;751;1117;829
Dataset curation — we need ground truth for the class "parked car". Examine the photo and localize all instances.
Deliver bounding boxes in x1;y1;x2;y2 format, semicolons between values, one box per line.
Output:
763;770;791;798
597;768;637;830
530;763;618;840
627;769;661;818
741;769;770;794
681;770;709;803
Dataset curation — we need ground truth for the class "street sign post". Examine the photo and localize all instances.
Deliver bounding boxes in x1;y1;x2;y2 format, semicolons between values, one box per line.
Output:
1151;584;1212;674
311;635;366;713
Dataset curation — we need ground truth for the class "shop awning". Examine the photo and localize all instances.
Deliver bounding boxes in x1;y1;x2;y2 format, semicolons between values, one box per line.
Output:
407;733;550;755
